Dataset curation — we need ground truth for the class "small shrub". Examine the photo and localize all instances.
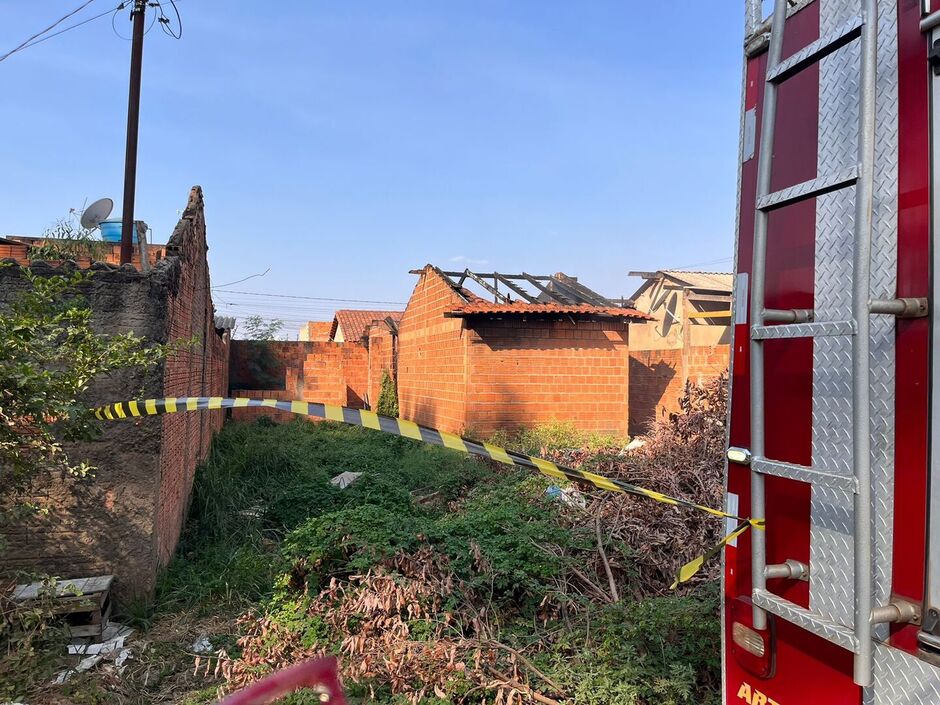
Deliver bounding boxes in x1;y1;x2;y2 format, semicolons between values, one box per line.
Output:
283;505;427;584
376;369;399;417
431;475;580;603
544;588;721;705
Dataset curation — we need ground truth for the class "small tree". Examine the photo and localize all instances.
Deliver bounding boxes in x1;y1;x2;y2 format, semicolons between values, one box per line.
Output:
376;370;399;417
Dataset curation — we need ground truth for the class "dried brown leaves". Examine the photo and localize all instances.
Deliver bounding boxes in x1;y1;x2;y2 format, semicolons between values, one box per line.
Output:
550;372;729;597
224;548;563;704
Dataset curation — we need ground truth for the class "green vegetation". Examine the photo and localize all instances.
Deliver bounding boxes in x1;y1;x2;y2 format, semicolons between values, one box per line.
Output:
26;216;107;262
376;369;399;417
158;417;490;609
486;419;626;456
153;414;721;704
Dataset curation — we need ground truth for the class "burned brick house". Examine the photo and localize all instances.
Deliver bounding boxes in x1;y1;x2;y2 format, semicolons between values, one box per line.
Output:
626;269;732;434
396;265;652;436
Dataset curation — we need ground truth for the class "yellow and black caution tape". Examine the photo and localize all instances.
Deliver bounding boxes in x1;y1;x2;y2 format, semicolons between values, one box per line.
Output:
92;396;764;585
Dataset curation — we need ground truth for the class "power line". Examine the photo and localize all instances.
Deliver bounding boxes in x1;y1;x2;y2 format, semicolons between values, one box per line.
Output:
661;256;733;272
155;0;182;39
212;289;407;306
1;0;106;63
211;268;271;289
6;3;128;58
1;0;181;63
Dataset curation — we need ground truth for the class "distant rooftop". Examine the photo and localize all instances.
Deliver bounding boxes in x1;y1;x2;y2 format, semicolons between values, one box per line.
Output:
334;309;404;342
628;269;734;299
0;234;166;271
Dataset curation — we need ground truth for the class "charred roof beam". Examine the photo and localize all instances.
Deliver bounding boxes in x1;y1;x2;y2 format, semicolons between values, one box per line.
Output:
549;274;615;307
492;273;539;303
520;272;571;305
462;269;512;304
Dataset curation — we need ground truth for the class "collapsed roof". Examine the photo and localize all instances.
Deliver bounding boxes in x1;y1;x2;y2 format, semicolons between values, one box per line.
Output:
413;266;653;321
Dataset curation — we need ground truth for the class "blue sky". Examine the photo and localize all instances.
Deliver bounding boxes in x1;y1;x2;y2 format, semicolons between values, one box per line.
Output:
1;1;744;329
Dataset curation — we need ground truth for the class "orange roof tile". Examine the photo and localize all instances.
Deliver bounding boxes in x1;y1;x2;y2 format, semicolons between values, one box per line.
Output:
334;309;403;341
447;302;653;320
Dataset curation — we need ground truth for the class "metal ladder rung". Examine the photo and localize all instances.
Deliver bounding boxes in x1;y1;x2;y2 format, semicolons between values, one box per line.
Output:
751;319;856;340
753;589;858;652
752;458;858;492
767;14;865;83
757;166;858;211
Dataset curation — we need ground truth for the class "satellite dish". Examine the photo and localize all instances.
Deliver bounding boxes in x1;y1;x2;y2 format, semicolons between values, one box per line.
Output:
80;198;114;231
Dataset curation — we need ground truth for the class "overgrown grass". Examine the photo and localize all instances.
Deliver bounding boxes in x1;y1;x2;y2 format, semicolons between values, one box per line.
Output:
158;417;491;609
486;420;627;456
155;415;722;704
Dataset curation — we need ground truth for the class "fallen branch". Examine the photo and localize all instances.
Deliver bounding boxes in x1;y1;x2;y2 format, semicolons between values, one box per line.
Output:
488;668;564;705
485;640;565;694
595;516;619;603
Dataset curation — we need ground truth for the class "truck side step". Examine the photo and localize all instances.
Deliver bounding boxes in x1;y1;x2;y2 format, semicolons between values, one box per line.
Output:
752;458;858;493
752;589;858;652
751;320;856;340
756;166;858;211
767;15;865;83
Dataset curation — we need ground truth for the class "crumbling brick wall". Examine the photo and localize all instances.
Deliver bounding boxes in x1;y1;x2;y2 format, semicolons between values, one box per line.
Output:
155;191;230;566
0;186;229;597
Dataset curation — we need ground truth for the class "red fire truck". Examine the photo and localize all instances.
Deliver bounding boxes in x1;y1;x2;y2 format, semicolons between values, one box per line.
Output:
723;0;940;702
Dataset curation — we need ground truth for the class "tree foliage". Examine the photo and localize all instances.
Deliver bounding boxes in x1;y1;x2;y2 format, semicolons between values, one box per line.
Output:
239;314;284;341
376;369;399;417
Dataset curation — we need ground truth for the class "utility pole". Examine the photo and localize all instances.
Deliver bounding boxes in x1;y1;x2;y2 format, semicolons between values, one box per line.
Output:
120;0;147;265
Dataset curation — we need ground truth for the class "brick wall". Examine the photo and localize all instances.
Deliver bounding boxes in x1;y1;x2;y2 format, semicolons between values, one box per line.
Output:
397;267;631;437
628;344;730;435
0;187;229;597
397;268;469;432
466;319;630;436
299;321;334;342
229;340;368;422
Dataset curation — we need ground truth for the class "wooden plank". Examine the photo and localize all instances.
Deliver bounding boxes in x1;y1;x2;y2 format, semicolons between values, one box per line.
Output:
12;575;113;601
687;310;732;319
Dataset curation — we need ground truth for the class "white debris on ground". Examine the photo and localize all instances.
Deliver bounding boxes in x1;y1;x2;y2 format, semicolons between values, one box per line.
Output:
545;485;587;509
623;438;646;452
53;622;135;684
192;635;214;654
330;471;363;489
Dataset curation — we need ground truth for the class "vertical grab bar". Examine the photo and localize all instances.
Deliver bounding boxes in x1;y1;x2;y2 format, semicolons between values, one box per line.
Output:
852;0;877;688
749;0;789;632
745;0;763;37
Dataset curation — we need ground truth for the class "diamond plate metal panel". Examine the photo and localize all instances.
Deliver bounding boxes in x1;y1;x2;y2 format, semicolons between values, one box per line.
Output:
809;0;898;644
757;166;858;209
867;0;899;651
753;458;858;492
753;589;858;651
767;14;865;82
752;320;855;339
865;645;940;705
810;0;862;630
